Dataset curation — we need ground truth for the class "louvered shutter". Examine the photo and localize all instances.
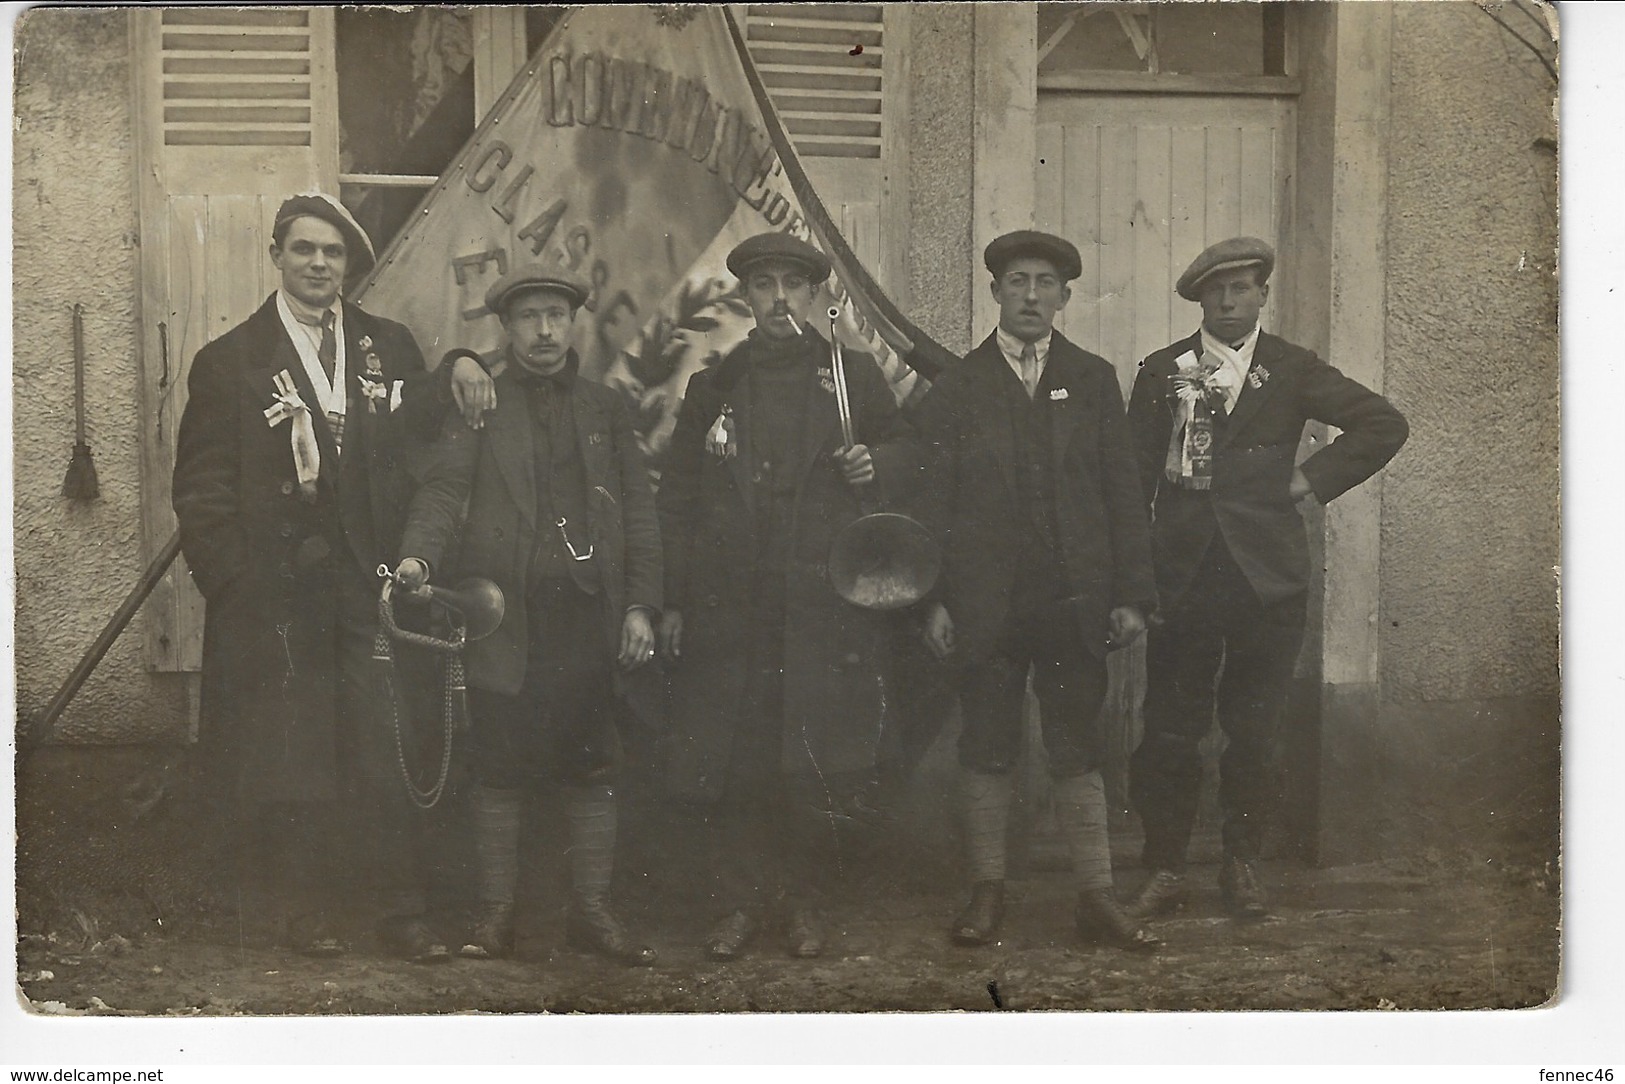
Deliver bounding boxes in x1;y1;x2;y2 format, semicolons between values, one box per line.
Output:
132;8;338;673
743;4;908;298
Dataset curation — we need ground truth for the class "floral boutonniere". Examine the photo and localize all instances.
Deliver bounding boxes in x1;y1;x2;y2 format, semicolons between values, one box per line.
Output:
1168;351;1229;411
1049;387;1069;402
705;403;737;461
1247;364;1271;390
816;366;838;396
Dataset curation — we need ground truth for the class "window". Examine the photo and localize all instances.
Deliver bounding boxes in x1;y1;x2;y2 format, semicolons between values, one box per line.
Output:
1039;2;1291;82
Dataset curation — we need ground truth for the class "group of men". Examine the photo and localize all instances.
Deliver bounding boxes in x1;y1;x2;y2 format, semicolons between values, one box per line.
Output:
172;191;1406;968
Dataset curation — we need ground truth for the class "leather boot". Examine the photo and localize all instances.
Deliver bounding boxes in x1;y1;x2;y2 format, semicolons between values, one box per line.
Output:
1074;889;1161;952
705;908;759;961
567;897;657;967
950;880;1005;946
1126;869;1189;919
459;901;516;960
378;914;451;964
785;904;825;959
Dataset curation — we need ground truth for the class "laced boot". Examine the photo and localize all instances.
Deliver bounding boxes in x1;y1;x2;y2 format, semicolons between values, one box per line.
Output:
950;880;1006;946
1074;889;1162;952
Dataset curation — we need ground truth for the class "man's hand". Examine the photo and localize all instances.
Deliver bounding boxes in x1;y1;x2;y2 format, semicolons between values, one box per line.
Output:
1107;605;1146;650
1289;466;1318;505
658;609;684;662
923;601;956;660
618;607;656;670
834;443;876;487
393;557;431;597
450;354;496;430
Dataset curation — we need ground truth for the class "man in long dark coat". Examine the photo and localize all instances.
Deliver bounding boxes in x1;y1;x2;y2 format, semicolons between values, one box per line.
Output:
1125;237;1408;920
657;232;920;960
395;265;661;966
172;193;464;961
912;230;1161;951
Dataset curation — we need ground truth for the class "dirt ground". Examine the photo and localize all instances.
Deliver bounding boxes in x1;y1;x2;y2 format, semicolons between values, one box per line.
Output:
15;748;1559;1017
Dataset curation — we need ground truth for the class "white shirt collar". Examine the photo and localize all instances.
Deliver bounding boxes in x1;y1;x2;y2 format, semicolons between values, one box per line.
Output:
995;327;1053;394
275;290;346;414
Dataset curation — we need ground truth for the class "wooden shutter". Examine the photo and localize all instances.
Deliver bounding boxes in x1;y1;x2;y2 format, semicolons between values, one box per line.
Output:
743;4;910;303
131;8;338;672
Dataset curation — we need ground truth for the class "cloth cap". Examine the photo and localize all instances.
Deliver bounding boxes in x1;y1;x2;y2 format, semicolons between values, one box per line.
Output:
1176;237;1276;301
484;265;591;317
726;232;832;285
983;230;1083;281
273;193;376;279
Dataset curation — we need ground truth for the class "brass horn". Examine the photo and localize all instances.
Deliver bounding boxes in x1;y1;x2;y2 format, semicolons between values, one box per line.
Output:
824;306;942;611
420;578;507;642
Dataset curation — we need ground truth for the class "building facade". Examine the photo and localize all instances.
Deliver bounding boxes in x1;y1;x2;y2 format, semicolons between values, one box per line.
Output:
12;3;1559;864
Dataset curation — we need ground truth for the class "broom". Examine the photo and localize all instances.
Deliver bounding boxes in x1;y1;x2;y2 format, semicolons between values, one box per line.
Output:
62;302;100;500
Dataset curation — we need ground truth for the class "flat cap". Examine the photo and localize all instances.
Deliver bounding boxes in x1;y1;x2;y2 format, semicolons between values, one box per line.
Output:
983;230;1082;281
484;264;591;316
273;193;376;278
726;232;831;285
1176;237;1275;301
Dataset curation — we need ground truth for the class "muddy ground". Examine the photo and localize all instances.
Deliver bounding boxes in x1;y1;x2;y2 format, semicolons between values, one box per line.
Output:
15;747;1559;1017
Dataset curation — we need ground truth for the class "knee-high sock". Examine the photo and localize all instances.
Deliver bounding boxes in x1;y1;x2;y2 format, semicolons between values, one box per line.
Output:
470;785;522;906
1051;770;1113;893
960;770;1014;885
564;783;618;903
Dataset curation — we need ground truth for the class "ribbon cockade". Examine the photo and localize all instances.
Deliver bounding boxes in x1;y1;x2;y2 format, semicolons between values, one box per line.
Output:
264;369;321;498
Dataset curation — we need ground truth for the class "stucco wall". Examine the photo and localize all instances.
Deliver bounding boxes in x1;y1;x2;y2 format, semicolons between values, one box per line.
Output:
12;9;190;742
1381;1;1560;704
904;2;975;356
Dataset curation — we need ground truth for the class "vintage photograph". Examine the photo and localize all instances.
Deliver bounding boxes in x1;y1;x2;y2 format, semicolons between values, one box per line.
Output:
11;1;1559;1022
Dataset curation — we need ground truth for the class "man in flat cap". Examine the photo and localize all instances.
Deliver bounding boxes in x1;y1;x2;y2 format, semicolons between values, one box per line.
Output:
393;265;662;965
912;230;1160;951
173;193;462;962
657;231;920;960
1125;237;1408;920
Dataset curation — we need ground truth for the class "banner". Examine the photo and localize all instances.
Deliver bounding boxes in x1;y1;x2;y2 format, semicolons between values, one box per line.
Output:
356;5;948;471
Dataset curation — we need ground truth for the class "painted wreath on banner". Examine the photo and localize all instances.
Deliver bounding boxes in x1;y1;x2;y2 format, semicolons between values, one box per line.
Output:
649;5;702;30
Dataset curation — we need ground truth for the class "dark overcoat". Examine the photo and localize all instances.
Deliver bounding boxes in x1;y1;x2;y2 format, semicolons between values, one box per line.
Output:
1126;330;1409;607
172;294;439;804
657;327;922;800
398;357;662;696
913;331;1157;664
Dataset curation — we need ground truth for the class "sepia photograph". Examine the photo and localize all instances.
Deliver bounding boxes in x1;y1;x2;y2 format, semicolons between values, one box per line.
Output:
7;0;1569;1048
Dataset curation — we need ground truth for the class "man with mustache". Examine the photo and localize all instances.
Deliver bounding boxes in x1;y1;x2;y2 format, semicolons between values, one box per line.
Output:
657;232;920;960
394;265;662;965
172;193;460;962
1125;238;1408;921
912;230;1160;951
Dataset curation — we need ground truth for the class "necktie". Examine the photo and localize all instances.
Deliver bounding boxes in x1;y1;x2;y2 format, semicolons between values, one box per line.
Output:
1020;341;1039;398
318;310;337;385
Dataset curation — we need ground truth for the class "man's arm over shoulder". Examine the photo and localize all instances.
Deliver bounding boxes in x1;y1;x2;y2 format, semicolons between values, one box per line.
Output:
398;409;478;575
655;366;715;612
1126;350;1176;512
1290;344;1410;503
172;340;250;600
606;387;662;614
1089;356;1157;612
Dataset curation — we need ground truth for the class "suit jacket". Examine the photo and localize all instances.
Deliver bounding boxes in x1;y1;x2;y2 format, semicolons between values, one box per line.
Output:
1127;329;1409;607
172;293;436;802
913;330;1156;663
656;326;922;797
399;354;662;697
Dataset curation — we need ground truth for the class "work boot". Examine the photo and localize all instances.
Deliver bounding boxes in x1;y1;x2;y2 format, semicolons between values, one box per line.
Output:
377;914;451;964
1074;889;1161;952
567;897;657;967
950;880;1005;946
705;908;760;961
287;912;347;959
1219;856;1269;921
1127;868;1189;919
459;901;516;960
785;904;825;959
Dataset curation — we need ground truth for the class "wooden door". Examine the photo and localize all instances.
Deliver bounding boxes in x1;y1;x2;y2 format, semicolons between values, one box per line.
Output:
132;7;337;674
1036;92;1295;396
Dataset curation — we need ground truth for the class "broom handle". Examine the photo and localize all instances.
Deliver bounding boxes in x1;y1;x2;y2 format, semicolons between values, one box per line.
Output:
27;530;182;747
72;303;87;443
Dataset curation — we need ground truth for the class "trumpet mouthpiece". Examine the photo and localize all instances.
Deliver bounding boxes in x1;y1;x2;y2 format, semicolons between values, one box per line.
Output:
827;306;841;321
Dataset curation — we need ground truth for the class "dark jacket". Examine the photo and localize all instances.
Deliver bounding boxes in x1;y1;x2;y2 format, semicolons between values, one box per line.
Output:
913;330;1157;663
399;355;662;697
1127;329;1409;607
172;294;439;802
657;326;922;799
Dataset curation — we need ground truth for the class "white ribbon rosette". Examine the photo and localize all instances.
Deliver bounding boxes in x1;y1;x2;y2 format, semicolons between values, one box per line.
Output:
264;369;321;498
